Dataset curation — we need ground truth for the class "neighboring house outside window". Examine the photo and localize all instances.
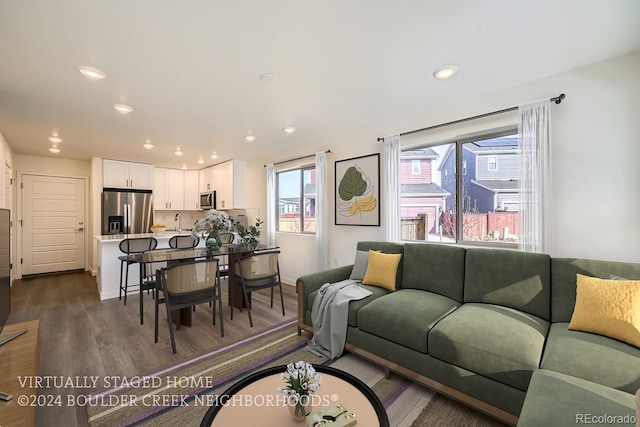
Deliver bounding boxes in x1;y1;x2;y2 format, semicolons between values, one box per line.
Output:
399;148;449;241
401;130;520;247
276;166;316;233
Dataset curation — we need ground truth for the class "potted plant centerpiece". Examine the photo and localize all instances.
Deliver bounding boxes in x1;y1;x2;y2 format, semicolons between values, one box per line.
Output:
192;209;231;251
235;218;264;250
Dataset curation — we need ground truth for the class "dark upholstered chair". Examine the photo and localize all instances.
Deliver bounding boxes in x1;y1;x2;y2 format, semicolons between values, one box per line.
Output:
231;249;284;327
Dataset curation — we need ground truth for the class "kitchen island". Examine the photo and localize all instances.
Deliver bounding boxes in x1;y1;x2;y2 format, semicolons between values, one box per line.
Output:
94;232;204;300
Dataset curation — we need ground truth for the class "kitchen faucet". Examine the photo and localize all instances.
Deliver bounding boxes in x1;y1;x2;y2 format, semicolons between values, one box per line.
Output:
175;213;182;232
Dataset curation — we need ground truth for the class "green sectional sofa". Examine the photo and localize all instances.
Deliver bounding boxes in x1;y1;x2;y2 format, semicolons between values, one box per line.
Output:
296;241;640;426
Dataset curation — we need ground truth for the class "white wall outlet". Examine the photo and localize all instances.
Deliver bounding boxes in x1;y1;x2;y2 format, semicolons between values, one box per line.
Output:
334;257;340;266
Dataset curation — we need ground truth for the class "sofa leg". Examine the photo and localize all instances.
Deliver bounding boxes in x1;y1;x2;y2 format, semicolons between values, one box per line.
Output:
297;327;302;336
384;368;391;379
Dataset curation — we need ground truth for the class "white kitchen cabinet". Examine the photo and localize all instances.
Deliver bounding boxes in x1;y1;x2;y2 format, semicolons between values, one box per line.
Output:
154;168;184;210
212;160;245;210
103;159;154;190
199;166;215;192
184;170;200;210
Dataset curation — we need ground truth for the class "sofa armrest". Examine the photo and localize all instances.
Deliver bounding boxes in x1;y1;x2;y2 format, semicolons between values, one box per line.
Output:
296;265;353;319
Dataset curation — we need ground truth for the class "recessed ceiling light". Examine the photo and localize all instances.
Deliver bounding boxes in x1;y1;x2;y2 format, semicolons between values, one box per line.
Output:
113;104;134;114
49;136;62;144
197;157;205;165
78;66;107;80
49;146;61;154
283;126;296;134
259;73;277;84
245;134;256;142
174;147;183;156
181;163;187;170
143;140;154;149
210;153;218;159
433;65;458;80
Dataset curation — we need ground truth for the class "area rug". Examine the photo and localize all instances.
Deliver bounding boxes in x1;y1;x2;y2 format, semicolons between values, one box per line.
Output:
86;319;506;426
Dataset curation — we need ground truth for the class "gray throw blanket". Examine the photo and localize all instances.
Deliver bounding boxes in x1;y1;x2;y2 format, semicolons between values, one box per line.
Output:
307;280;372;359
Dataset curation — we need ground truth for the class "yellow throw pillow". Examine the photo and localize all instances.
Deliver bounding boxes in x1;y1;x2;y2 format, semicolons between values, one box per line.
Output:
362;250;402;292
568;274;640;349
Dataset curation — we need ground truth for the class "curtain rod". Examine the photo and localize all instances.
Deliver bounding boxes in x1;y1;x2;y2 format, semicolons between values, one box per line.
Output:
377;93;566;142
264;149;332;167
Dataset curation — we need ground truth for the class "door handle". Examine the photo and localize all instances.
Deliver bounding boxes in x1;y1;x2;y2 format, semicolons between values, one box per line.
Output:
76;227;84;231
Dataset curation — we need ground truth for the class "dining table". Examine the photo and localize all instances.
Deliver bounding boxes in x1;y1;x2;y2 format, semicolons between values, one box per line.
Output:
129;244;278;326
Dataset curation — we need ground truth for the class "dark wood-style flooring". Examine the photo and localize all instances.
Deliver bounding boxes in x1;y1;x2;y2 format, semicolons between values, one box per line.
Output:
5;271;299;427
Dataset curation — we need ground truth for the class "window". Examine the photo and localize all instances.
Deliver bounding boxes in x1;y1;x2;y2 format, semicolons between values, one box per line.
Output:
399;128;519;247
488;156;497;171
276;166;316;233
411;160;421;175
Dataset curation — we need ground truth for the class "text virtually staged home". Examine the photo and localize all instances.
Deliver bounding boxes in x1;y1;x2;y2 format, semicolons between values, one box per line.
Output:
1;1;640;426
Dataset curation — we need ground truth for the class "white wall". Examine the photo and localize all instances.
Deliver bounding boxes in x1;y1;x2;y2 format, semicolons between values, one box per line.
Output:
248;50;640;283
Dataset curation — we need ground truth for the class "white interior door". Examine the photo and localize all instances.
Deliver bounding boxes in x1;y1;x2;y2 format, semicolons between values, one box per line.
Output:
22;175;85;275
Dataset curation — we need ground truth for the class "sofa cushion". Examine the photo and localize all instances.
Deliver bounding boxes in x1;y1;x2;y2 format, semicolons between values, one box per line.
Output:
464;248;551;320
540;323;640;394
362;250;402;292
356;241;404;290
307;284;390;327
568;274;640;348
349;249;378;281
429;303;549;391
517;369;636;427
551;258;640;323
357;289;460;353
401;243;466;302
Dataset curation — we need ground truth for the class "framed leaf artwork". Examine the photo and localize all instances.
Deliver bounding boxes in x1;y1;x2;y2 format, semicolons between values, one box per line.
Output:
335;153;380;226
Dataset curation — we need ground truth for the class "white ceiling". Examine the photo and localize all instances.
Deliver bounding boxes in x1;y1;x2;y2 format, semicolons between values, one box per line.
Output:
1;1;639;169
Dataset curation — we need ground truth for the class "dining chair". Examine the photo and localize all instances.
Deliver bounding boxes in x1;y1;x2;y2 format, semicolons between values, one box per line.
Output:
118;237;158;305
155;257;224;354
168;235;200;249
231;249;284;327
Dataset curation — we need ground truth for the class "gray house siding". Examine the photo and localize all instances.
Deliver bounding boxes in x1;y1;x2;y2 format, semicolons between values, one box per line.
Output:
476;152;519;181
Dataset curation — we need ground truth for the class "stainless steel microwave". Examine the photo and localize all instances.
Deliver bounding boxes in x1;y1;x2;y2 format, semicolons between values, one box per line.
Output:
200;191;216;210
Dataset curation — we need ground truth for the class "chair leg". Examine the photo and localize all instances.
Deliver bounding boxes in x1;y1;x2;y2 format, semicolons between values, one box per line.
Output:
279;283;285;316
230;281;234;321
139;283;144;325
243;286;253;327
119;260;124;301
270;286;274;308
165;301;177;354
218;288;224;337
123;263;129;305
154;290;159;343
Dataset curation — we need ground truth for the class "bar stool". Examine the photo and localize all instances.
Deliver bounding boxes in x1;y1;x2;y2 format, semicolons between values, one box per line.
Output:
168;235;199;249
119;237;158;305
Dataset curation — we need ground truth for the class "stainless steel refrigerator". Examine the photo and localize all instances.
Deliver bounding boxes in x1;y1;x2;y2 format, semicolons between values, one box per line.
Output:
102;189;154;235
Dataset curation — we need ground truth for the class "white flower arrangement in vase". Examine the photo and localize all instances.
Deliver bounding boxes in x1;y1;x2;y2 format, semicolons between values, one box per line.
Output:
192;209;231;250
276;361;321;420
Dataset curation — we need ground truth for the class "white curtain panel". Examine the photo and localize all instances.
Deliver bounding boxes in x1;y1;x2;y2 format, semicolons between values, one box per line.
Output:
266;163;276;247
518;99;551;253
315;151;328;271
383;134;401;242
